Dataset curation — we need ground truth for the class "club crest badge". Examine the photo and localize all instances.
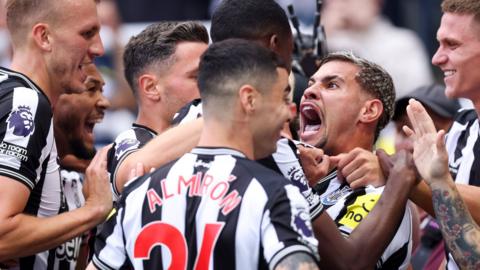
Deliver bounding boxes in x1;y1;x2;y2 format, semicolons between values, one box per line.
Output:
321;185;352;206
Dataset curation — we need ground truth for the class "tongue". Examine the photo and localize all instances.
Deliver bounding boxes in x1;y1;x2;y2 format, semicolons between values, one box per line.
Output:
305;124;321;132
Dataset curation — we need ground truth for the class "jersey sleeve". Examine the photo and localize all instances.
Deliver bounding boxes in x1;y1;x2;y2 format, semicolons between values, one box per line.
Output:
262;184;320;269
92;206;129;270
270;138;324;220
107;130;142;198
0;85;53;190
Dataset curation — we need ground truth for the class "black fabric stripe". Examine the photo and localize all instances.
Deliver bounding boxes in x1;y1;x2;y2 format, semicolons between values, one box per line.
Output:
453;122;470;165
377;241;409;269
133;126;156;148
213;158;249;270
19;254;36;270
24;154;50;215
257;154;282;174
46;247;56;270
469;138;480;186
184;153;214;270
171;98;201;126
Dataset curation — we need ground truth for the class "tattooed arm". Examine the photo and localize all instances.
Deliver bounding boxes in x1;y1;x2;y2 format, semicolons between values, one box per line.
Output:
275;252;319;270
405;99;480;268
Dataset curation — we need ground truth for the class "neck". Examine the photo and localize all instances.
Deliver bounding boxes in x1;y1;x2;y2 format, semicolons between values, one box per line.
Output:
329;127;375;156
54;127;90;172
198;118;254;160
10;49;59;106
136;105;171;134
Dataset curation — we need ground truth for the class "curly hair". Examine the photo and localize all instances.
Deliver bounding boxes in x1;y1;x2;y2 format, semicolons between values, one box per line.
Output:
319;51;395;140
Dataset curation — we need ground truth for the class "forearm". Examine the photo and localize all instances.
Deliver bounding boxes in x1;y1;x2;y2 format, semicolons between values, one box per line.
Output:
409;180;435;217
430;180;480;269
0;205;104;261
116;118;202;192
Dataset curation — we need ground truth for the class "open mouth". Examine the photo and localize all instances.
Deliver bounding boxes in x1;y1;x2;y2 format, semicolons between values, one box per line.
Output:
300;103;323;134
84;116;103;142
444;69;456;78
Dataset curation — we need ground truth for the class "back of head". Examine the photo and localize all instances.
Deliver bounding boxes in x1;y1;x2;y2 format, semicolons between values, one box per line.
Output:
319;51;395;139
198;39;286;119
442;0;480;22
123;21;209;95
210;0;291;43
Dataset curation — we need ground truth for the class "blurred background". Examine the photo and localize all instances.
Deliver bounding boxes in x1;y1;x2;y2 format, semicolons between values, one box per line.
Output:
0;0;449;145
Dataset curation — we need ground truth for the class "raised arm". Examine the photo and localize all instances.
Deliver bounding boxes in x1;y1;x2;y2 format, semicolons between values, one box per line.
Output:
405;99;480;268
0;146;112;261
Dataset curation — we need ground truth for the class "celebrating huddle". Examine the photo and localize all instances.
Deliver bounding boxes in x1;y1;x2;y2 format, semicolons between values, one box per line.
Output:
0;0;480;270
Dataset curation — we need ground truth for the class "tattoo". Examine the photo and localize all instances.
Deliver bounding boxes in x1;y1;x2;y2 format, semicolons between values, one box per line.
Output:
431;187;480;269
275;252;319;270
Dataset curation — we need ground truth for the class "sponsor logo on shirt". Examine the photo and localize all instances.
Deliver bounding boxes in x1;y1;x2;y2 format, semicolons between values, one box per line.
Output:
338;193;380;230
7;105;35;137
0;141;28;161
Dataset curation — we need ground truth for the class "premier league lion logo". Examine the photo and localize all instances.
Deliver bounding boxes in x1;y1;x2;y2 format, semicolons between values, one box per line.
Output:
7;105;35;137
115;138;140;159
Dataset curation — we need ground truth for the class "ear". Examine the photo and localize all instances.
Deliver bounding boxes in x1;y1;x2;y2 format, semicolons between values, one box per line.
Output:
268;34;280;52
32;23;52;51
138;74;161;101
238;84;258;114
359;99;383;124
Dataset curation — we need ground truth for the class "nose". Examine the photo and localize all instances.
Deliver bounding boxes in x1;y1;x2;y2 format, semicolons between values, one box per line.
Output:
96;93;110;112
90;33;105;58
303;85;319;100
432;46;446;67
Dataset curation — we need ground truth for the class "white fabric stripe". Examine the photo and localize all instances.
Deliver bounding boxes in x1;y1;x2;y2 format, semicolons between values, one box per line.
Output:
0;68;41;92
269;245;316;270
235;178;266;270
123;179;151;269
4;87;39;148
446;120;468;168
194;154;236;269
455;121;479;184
160;154;196;269
98;207;128;269
261;209;283;262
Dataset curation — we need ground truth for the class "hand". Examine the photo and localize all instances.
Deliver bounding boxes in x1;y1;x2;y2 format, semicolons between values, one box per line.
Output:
382;149;418;188
82;145;113;220
127;162;145;181
298;145;336;187
331;147;386;189
403;99;450;184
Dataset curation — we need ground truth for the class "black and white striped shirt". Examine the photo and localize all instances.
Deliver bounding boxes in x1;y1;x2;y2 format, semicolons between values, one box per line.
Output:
174;100;324;219
0;67;66;270
315;171;412;269
93;147;319;270
444;109;480;270
107;124;157;199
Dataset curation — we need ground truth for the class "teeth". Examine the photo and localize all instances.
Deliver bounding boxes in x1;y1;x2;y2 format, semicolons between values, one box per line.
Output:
305;124;321;131
444;70;456;77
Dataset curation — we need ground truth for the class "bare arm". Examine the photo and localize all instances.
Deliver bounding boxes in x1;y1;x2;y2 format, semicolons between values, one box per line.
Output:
406;99;480;268
313;150;416;270
275;252;319;270
114;118;203;193
0;146;112;261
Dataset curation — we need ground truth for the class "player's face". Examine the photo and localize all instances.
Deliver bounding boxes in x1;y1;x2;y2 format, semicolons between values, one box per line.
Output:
54;64;110;159
299;61;368;156
432;12;480;100
159;41;208;120
253;68;292;159
47;0;104;94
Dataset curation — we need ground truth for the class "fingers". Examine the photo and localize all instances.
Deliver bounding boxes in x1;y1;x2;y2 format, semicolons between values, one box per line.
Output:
128;162;145;180
376;148;393;178
406;99;437;136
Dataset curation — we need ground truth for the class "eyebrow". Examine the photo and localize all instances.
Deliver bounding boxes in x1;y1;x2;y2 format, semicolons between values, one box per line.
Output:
309;74;344;84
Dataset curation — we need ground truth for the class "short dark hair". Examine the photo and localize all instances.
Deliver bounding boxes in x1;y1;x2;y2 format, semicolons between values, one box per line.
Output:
210;0;291;43
198;39;287;118
123;21;209;95
319;51;395;140
442;0;480;22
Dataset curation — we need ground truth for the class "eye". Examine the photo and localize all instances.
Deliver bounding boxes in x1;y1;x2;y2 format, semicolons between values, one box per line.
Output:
326;81;339;89
82;28;97;39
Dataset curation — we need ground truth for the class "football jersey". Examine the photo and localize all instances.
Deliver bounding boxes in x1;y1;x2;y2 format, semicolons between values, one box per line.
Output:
315;171;412;270
46;169;86;270
444;109;480;270
174;100;324;219
93;147;319;270
0;67;66;270
107;124;157;199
